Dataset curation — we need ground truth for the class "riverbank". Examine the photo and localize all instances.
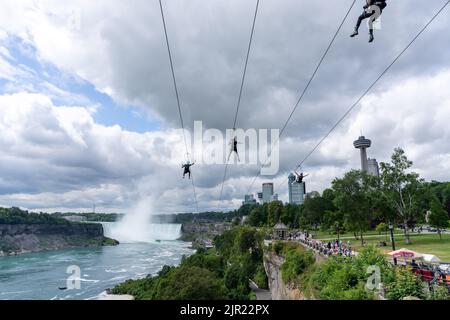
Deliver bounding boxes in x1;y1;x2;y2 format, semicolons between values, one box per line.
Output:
97;292;134;300
0;223;119;257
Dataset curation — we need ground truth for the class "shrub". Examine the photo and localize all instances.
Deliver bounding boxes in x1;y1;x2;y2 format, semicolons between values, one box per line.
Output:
386;267;425;300
273;241;284;255
428;284;450;300
312;246;392;300
181;249;224;277
281;247;315;284
317;263;369;300
225;264;247;291
156;266;228;300
253;265;269;289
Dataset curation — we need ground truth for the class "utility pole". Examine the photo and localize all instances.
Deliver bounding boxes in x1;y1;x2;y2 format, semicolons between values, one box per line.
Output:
389;222;397;265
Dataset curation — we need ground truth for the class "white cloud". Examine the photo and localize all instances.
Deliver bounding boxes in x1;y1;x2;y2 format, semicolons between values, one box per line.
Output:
2;64;450;211
3;0;449;132
0;92;197;212
1;1;450;212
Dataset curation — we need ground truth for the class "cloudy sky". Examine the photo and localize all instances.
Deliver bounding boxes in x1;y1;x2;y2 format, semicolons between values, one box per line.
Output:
0;0;449;214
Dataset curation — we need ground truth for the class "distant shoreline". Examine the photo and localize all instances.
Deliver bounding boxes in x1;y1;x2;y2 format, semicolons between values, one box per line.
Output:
0;223;119;257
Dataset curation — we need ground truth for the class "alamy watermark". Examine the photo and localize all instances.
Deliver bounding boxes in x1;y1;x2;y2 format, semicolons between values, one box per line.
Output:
365;265;383;296
178;121;280;176
66;265;81;290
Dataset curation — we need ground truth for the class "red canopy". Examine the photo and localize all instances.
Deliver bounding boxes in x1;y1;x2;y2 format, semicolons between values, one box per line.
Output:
386;248;423;259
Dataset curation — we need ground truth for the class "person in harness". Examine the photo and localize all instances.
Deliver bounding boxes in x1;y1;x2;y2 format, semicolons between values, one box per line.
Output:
227;136;241;162
182;161;195;179
293;170;309;183
350;0;387;43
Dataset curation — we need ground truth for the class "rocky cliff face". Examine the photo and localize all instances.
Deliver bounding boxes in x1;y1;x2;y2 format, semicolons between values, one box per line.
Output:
179;222;232;241
263;252;305;300
0;223;118;256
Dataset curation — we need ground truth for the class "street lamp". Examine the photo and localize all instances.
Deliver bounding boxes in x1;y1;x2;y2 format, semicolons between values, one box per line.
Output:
389;223;397;265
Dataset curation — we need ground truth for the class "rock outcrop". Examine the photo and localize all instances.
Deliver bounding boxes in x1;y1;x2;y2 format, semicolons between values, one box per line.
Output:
263;252;305;300
179;222;232;241
0;223;118;256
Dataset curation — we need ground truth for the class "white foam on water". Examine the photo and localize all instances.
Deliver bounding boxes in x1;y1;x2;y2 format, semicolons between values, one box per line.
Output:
109;276;128;281
104;268;128;273
103;196;181;243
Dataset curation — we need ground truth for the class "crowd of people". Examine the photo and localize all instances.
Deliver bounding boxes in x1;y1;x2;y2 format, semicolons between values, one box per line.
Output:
267;227;450;292
280;231;450;288
287;231;355;257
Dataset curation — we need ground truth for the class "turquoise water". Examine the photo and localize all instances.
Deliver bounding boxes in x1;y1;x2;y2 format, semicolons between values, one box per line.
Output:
0;240;193;300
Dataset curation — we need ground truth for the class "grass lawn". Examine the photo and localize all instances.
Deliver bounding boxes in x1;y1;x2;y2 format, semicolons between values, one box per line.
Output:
314;229;381;237
345;235;449;262
312;230;450;261
357;233;450;262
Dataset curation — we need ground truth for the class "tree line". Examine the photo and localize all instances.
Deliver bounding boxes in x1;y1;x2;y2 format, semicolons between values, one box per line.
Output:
0;207;71;225
245;148;450;244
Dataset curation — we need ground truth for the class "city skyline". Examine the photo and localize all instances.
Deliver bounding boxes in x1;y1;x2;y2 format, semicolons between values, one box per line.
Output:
354;135;380;177
244;134;381;205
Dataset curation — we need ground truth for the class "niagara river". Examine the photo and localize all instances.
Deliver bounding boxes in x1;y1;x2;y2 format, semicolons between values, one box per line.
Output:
0;223;194;300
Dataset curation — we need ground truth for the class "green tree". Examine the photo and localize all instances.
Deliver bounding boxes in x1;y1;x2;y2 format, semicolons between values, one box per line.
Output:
322;210;345;240
332;170;374;246
428;199;450;239
280;204;298;227
303;194;334;235
112;264;228;300
157;266;228;300
181;249;225;277
322;188;335;202
248;207;265;227
268;201;283;226
224;264;250;299
298;214;311;232
429;181;450;216
376;222;389;241
236;228;261;254
379;148;427;244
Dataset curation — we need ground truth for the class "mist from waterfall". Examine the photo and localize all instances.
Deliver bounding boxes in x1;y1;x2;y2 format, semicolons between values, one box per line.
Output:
104;197;181;243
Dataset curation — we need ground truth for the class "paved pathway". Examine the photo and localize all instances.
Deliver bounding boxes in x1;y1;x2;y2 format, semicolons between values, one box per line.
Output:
316;230;449;242
249;280;272;300
315;233;404;241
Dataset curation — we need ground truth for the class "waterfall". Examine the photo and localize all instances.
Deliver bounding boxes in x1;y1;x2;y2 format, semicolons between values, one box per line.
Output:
102;196;181;243
103;222;181;243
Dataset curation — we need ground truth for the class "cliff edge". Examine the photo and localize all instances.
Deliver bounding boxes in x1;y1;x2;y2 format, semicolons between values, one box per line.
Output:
0;223;119;256
263;251;306;300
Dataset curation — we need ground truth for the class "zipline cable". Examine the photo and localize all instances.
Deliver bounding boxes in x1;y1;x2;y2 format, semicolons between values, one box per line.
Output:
159;0;199;212
274;0;450;192
218;0;260;208
246;0;357;195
